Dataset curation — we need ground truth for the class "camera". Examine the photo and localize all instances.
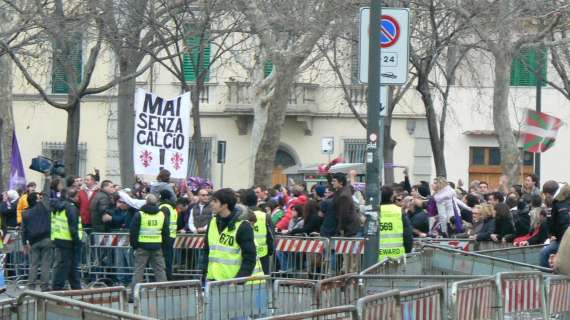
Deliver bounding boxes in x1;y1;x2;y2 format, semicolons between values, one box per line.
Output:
29;156;66;178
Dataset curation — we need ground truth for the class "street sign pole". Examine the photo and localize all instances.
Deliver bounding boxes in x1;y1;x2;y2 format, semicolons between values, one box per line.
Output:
363;0;382;269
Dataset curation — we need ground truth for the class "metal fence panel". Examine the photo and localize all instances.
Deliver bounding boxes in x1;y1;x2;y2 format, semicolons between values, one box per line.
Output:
258;305;357;320
51;286;128;311
88;233;135;283
133;280;203;320
356;290;400;320
400;285;445;320
272;279;317;315
315;274;359;309
172;234;205;279
451;277;498;320
496;272;548;320
330;238;365;276
475;245;545;266
205;276;270;320
546;276;570;319
272;236;330;280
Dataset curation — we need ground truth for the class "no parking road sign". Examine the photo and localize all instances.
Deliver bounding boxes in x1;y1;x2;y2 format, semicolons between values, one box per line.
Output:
359;7;410;85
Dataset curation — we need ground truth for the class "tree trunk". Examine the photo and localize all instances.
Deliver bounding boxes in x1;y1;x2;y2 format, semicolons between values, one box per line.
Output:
251;71;293;186
190;84;206;178
492;51;521;185
0;51;14;192
64;101;80;176
417;73;447;178
384;88;396;185
117;60;137;188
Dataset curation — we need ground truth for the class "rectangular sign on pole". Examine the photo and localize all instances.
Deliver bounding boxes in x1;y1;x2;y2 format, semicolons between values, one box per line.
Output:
133;88;191;179
359;7;410;85
217;141;227;163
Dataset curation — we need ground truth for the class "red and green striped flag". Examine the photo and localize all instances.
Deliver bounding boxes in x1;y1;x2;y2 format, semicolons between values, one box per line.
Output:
522;109;562;153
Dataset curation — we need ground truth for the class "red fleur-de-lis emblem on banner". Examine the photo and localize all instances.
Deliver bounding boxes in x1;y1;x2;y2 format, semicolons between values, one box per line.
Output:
139;150;153;168
171;152;184;170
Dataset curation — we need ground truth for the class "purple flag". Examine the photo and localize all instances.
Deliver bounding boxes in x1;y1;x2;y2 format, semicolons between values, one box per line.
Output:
9;132;26;190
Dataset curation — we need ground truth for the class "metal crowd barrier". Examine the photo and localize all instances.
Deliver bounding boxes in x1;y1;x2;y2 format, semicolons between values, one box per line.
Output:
172;234;205;279
496;271;548;320
400;285;445;320
421;244;552;275
3;229;28;282
475;244;546;266
15;290;157;320
451;277;498;320
356;289;400;320
414;238;474;251
315;274;359;309
204;275;270;320
88;232;134;283
546;275;570;319
51;286;128;311
271;279;317;315
133;280;203;320
259;305;357;320
330;237;365;275
272;236;330;279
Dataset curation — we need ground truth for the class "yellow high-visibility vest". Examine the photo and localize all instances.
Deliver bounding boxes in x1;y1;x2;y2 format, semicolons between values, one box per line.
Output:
160;203;178;239
253;210;268;258
207;216;264;281
139;211;165;244
378;204;405;260
51;209;83;241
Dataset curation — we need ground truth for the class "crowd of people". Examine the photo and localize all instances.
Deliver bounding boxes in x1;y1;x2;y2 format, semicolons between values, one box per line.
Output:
1;166;569;294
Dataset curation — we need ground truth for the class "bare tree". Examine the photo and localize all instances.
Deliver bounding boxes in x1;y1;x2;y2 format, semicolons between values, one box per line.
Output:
140;0;247;180
0;5;14;190
458;0;562;185
234;0;354;186
3;0;161;176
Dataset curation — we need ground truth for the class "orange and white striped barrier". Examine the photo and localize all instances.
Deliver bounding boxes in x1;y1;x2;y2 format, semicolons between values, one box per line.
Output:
173;235;204;249
547;276;570;316
497;272;547;318
400;285;444;320
452;277;497;320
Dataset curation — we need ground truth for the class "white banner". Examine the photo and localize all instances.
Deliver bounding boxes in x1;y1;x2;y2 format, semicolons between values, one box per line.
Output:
133;88;191;179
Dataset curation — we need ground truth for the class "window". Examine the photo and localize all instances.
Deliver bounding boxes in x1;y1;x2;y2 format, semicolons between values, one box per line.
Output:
510;48;547;86
41;142;87;177
188;137;213;179
471;147;485;165
489;148;501;165
183;29;211;82
469;147;534;167
343;139;366;163
264;60;273;78
52;33;83;94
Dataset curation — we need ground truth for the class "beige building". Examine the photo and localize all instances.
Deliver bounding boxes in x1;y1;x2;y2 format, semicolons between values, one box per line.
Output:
11;37;570;190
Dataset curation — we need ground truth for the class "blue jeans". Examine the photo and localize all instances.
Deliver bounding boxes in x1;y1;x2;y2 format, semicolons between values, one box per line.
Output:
115;248;133;285
540;241;559;268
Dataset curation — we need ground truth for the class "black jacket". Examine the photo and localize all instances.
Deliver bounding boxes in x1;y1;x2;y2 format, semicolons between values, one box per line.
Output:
333;186;360;237
548;185;570;241
528;222;549;245
494;215;515;241
290;212;322;235
90;191;114;232
320;198;338;237
512;207;531;237
22;202;51;245
202;210;257;279
51;199;82;248
130;204;170;251
0;200;18;228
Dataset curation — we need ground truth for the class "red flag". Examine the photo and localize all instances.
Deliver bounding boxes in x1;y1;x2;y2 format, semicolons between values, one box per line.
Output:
522;109;562;153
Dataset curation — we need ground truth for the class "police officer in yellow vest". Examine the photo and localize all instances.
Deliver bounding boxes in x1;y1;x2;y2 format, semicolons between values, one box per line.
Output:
379;186;414;261
130;194;169;292
158;190;178;280
241;189;274;274
203;188;264;281
51;188;83;290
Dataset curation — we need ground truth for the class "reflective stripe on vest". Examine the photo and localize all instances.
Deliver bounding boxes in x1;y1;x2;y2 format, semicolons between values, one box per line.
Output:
160;203;178;239
139;211;165;243
51;209;83;241
378;204;405;260
207;216;265;281
253;210;268;257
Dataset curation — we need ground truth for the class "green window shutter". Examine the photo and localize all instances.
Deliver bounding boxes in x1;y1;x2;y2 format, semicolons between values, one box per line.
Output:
183;35;211;83
52;33;82;94
264;60;273;78
510;48;547;87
